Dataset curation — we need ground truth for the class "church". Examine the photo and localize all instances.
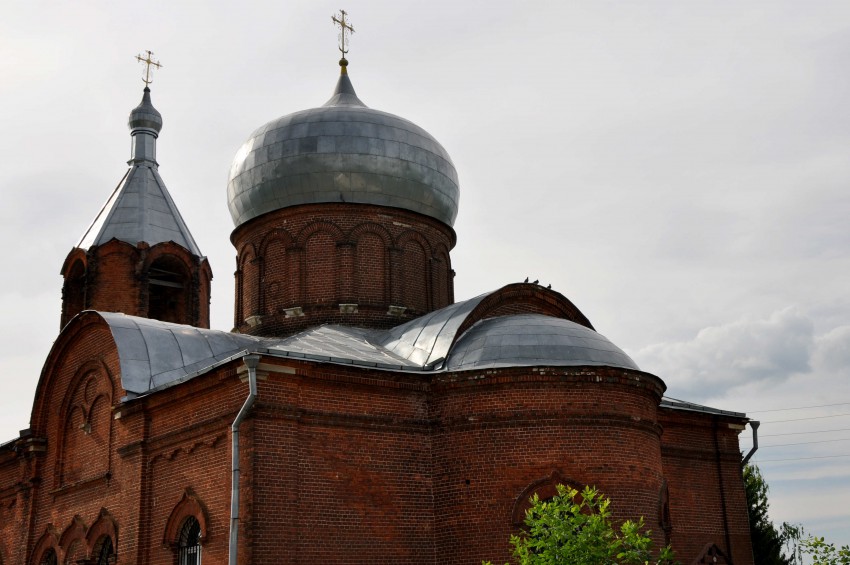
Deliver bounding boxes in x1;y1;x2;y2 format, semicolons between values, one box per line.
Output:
0;22;755;565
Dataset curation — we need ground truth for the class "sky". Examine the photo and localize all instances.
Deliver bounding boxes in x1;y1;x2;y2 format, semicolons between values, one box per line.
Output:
2;0;849;553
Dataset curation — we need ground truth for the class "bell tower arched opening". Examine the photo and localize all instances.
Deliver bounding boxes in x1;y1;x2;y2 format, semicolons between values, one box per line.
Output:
147;255;191;324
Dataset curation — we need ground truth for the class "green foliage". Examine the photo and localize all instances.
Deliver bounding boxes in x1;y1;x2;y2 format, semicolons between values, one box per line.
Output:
799;536;850;565
744;463;794;565
483;484;677;565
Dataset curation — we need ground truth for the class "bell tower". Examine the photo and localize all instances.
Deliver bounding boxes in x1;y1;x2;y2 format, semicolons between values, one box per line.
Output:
61;59;211;329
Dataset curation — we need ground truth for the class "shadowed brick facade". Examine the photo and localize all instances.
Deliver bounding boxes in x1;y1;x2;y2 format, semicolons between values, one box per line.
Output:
0;58;755;565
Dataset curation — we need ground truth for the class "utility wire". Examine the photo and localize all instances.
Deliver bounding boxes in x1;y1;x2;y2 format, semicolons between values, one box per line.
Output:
741;437;850;449
752;427;850;438
761;412;850;424
747;401;850;413
752;454;850;463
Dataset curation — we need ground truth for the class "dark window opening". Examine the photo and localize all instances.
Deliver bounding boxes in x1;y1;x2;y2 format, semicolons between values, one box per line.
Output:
178;517;202;565
62;260;86;325
95;537;114;565
39;549;57;565
148;256;190;324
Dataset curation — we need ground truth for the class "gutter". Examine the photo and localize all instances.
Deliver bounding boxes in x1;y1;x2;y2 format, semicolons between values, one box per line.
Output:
229;354;261;565
742;420;760;466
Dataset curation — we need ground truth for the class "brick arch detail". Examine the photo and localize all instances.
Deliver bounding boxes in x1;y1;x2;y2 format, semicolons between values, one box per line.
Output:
30;312;113;434
238;245;259;319
456;283;594;342
30;526;60;565
85;509;118;560
91;238;142;259
693;543;731;564
394;229;434;255
60;248;88;279
142;242;197;275
347;222;392;246
294;220;345;247
511;470;584;526
59;516;87;560
55;359;114;486
163;489;210;547
258;227;295;258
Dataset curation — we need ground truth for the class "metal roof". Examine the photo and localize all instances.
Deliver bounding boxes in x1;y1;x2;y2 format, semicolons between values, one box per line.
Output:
77;88;203;256
93;286;644;399
445;314;639;372
78;164;203;255
660;396;747;419
227;69;460;228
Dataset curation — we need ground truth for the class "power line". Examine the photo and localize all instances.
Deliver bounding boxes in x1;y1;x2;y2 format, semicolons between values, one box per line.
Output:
761;412;850;424
743;437;850;449
747;401;850;414
753;454;850;463
752;427;850;438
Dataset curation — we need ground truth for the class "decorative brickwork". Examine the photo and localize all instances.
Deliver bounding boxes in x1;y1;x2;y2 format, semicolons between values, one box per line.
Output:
231;202;456;335
60;240;212;329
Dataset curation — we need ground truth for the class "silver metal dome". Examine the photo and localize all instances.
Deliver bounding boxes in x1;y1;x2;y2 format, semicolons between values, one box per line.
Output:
128;87;162;133
227;69;460;228
445;314;640;372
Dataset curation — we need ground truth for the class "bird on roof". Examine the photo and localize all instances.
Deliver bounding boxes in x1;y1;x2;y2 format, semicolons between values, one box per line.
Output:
524;277;529;283
532;279;539;285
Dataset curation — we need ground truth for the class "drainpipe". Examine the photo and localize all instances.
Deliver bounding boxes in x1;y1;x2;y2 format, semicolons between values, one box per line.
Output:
229;354;261;565
742;420;760;466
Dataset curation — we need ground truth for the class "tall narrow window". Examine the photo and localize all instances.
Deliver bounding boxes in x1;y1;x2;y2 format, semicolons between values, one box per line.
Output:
94;537;114;565
39;549;57;565
178;517;202;565
147;256;190;324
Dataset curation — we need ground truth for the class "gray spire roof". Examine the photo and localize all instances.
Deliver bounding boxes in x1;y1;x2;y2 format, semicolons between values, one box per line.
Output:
77;88;202;256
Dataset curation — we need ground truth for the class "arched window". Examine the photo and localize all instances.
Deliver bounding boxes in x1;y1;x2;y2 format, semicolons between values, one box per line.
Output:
147;255;190;324
39;549;58;565
178;517;202;565
93;536;114;565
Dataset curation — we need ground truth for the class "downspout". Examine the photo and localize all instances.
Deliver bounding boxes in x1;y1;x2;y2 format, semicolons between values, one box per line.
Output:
742;420;760;466
229;354;261;565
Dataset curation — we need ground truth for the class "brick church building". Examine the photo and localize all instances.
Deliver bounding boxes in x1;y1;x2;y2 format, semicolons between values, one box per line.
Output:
0;51;755;564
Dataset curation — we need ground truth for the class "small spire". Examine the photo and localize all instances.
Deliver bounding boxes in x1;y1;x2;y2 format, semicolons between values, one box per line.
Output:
331;9;355;72
135;50;162;86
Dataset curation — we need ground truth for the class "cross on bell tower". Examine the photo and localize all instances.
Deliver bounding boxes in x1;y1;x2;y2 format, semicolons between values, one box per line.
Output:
135;50;162;86
331;9;355;61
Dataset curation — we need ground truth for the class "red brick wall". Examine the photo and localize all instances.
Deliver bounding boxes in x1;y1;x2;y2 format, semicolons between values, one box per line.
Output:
230;203;456;336
659;408;754;564
59;240;212;330
3;316;753;565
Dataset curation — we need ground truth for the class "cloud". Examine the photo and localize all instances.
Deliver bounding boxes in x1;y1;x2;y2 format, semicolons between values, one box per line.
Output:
634;307;815;400
812;325;850;375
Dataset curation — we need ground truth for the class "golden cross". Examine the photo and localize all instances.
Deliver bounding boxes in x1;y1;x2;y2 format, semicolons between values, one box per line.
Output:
331;9;355;58
135;50;162;86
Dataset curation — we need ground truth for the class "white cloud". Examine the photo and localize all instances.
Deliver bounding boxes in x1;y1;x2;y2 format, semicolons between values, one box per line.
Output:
634;307;815;400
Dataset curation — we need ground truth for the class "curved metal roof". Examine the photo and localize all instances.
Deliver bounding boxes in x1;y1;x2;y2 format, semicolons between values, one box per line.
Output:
227;70;460;228
101;312;261;395
91;285;640;399
444;314;639;372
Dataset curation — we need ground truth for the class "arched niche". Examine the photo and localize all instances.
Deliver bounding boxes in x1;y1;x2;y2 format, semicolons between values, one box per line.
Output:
146;254;191;324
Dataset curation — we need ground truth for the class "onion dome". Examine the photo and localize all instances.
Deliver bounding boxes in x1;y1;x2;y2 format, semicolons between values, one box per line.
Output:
128;87;163;134
227;62;460;228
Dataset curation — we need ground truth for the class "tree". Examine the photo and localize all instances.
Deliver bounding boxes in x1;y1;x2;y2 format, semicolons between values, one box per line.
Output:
799;536;850;565
483;484;677;565
744;463;794;565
